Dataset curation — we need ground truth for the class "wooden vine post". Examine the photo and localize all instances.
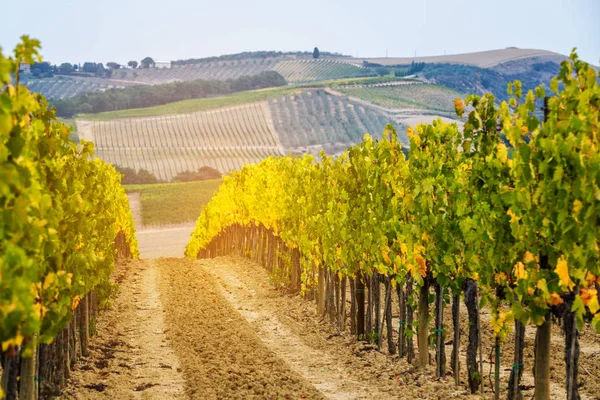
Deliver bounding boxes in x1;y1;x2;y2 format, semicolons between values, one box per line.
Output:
417;279;429;368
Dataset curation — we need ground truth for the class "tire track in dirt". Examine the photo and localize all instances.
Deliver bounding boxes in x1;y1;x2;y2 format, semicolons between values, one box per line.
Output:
202;256;483;400
157;258;324;399
60;259;186;399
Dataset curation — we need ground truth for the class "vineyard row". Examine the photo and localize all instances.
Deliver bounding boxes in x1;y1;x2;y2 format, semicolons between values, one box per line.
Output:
185;54;600;400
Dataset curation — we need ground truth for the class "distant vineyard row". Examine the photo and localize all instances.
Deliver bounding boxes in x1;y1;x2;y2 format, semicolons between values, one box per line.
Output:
269;89;406;149
21;76;137;99
25;59;379;99
338;83;463;115
82;103;284;181
79;90;403;181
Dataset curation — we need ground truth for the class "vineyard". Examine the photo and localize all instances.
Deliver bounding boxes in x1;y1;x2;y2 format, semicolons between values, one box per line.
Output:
4;33;600;400
1;38;138;399
338;82;464;116
76;89;402;181
20;76;136;99
274;59;375;83
114;59;280;84
269;89;406;150
186;52;600;400
78;102;285;181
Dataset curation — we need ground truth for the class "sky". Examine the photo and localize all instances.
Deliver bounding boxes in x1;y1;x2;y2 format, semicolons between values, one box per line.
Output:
1;0;598;66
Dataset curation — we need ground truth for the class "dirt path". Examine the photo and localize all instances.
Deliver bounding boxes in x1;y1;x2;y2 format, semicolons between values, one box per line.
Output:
126;193;195;258
158;258;323;399
202;256;481;400
62;254;599;399
60;259;186;399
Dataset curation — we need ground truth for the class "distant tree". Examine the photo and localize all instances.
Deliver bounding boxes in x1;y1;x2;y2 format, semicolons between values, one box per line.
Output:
58;62;74;74
173;166;222;182
106;62;121;69
82;62;98;73
73;64;78;71
140;57;154;68
31;62;52;73
128;60;138;69
374;67;389;76
313;47;320;59
95;63;110;78
115;166;161;184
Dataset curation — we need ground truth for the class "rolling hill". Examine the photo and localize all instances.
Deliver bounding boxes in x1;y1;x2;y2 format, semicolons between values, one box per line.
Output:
76;88;405;180
346;47;564;68
23;47;571;101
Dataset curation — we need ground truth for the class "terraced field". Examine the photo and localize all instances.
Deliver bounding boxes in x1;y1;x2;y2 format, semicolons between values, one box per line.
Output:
22;76;136;99
275;59;375;83
269;89;405;151
338;83;464;116
77;102;284;181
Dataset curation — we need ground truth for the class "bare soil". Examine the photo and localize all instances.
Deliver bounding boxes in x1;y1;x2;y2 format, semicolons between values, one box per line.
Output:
59;259;186;399
60;253;599;399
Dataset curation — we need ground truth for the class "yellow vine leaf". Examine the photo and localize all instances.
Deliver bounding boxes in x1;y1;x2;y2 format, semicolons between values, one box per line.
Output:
555;256;575;291
72;295;81;311
550;293;564;306
2;333;24;352
588;296;600;314
454;98;465;117
507;209;520;223
42;273;55;290
573;199;583;214
381;247;391;265
415;254;427;277
497;143;508;163
513;261;528;280
524;251;535;263
527;287;534;295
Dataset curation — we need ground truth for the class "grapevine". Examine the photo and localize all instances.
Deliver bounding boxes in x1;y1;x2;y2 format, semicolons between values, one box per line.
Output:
186;50;599;400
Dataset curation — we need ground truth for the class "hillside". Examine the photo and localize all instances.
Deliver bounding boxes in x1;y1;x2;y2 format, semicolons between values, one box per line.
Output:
346;47;564;68
23;47;569;102
77;102;285;181
274;59;375;83
113;59;279;84
21;75;138;99
76;88;405;180
337;82;462;118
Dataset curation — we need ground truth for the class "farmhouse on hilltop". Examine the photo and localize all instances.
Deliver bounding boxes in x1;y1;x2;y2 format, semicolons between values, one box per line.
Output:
152;60;172;69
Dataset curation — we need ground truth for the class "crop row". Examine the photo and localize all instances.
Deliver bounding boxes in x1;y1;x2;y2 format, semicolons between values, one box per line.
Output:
89;103;284;181
274;60;375;83
115;60;279;84
268;89;406;149
338;83;463;114
22;77;125;99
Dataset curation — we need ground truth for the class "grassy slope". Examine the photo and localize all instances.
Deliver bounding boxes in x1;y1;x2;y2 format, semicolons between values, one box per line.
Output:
338;84;463;115
125;179;222;226
77;77;411;120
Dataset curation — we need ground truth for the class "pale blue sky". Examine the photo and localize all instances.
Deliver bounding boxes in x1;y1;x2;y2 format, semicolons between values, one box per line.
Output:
1;0;598;65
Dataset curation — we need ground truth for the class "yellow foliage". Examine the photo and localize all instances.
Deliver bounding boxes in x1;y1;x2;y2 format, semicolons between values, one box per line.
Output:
490;311;513;342
415;254;427;277
549;293;564;306
72;295;81;311
381;246;391;265
513;261;528;280
507;209;520;223
573;199;583;214
497;143;508;163
523;251;535;263
2;332;24;351
555;256;575;291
